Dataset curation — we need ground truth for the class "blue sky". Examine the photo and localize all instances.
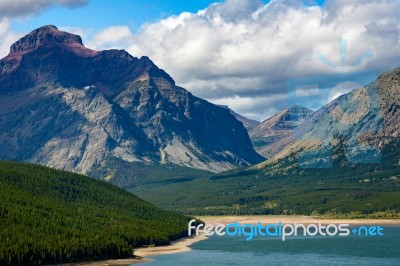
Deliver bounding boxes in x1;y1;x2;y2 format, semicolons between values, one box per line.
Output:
1;0;397;121
11;0;325;33
12;0;222;32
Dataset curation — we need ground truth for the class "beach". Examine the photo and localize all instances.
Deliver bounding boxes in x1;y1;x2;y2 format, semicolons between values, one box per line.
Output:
134;232;207;257
57;232;207;266
55;257;150;266
199;215;400;226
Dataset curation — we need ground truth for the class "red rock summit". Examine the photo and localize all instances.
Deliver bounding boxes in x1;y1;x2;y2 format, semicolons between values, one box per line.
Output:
11;25;83;52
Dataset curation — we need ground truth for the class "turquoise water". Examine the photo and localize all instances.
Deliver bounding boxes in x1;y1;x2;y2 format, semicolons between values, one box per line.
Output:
136;226;400;265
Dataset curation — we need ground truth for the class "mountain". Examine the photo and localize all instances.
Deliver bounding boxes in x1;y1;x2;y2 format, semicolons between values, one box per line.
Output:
218;105;261;130
0;161;192;265
260;67;400;170
249;105;313;158
131;67;400;217
0;25;264;175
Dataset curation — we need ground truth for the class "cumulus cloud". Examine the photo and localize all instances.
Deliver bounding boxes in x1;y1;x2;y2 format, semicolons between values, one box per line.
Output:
88;26;133;50
0;18;23;58
212;94;286;122
96;0;397;121
0;0;87;18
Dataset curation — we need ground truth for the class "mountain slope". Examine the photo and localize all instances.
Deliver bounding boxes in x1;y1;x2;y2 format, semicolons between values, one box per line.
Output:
259;67;400;170
0;161;192;266
130;67;400;216
249;105;313;158
218;105;261;130
0;25;264;174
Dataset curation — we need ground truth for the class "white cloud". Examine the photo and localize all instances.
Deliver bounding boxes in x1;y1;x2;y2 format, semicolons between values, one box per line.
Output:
89;26;133;50
0;18;23;58
113;0;400;120
211;94;286;121
59;26;89;40
327;81;363;103
0;0;87;18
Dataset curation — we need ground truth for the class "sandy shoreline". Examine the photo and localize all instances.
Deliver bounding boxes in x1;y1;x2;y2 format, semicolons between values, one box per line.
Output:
134;233;207;257
59;215;400;265
56;232;207;266
54;257;150;266
199;215;400;226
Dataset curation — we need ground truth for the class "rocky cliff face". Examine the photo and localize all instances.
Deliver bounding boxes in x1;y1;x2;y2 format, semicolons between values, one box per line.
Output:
217;105;260;130
249;105;313;158
256;67;400;170
0;25;264;174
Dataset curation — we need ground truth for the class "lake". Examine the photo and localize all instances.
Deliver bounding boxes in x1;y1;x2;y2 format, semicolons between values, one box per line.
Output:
135;226;400;265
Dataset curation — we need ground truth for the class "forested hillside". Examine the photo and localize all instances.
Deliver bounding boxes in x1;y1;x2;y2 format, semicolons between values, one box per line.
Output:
0;161;191;265
133;139;400;217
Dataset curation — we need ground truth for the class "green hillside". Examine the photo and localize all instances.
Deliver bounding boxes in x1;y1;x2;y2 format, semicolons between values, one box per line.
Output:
132;139;400;218
89;157;212;189
0;161;192;266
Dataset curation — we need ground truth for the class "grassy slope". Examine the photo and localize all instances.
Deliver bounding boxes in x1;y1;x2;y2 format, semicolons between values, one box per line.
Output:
131;139;400;218
0;161;192;266
89;157;212;190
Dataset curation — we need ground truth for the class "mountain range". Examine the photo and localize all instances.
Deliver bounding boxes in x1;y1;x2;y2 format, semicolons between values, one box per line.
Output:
1;25;399;217
131;67;400;216
249;105;313;158
0;25;264;175
258;67;400;170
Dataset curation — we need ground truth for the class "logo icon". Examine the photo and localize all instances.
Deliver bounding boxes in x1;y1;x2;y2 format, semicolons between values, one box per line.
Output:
287;39;381;168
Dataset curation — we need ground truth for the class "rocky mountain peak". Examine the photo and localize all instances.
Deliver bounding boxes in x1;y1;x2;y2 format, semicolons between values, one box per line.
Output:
277;105;314;127
287;105;313;114
10;25;84;54
0;25;264;174
249;105;314;158
258;105;313;131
